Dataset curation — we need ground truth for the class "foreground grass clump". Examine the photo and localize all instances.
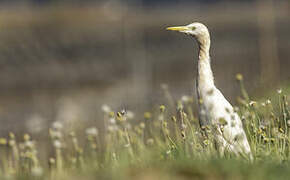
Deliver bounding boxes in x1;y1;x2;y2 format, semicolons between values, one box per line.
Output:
0;76;289;180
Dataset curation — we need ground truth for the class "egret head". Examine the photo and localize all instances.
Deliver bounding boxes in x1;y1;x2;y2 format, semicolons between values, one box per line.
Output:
166;22;210;44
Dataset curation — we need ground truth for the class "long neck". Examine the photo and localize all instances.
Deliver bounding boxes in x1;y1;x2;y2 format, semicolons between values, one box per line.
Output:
196;35;215;93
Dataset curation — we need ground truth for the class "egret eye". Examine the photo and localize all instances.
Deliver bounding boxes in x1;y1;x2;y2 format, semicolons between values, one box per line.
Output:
191;26;196;30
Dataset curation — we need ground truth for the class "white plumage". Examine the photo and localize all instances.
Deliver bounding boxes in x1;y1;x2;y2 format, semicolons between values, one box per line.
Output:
167;22;252;158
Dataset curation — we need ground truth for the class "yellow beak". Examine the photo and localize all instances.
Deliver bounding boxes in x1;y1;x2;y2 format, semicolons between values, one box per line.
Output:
166;26;189;32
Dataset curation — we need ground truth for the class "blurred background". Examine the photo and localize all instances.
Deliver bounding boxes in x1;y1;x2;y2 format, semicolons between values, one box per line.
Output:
0;0;288;136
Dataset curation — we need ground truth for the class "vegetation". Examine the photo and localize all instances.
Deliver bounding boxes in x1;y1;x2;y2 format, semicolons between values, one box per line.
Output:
0;75;289;180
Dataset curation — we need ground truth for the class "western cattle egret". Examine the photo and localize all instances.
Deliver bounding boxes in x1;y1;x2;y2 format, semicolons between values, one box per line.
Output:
167;22;252;158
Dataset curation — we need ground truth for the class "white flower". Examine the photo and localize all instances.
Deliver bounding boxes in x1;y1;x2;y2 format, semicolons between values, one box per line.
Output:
101;104;111;113
266;99;271;105
112;152;117;159
49;158;55;164
287;120;290;127
108;125;118;132
85;127;98;136
158;114;164;121
200;109;206;115
277;89;282;94
126;111;135;119
52;121;63;130
50;130;63;139
139;122;145;129
53;140;62;149
146;138;154;145
109;118;116;124
181;95;189;103
25;141;34;149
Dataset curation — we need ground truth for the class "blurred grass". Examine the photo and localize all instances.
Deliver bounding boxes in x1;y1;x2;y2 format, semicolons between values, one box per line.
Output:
0;76;287;180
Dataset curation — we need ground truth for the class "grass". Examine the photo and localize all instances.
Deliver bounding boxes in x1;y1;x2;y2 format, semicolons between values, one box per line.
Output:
0;74;289;180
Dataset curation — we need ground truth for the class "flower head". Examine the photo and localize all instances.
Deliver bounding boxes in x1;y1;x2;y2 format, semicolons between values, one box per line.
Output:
85;127;98;137
52;121;63;130
101;104;111;113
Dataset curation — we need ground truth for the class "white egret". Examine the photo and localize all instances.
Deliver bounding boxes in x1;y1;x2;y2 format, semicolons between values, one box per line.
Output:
167;22;252;158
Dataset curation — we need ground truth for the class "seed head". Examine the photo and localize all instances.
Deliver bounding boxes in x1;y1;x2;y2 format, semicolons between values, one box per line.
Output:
49;130;63;139
162;121;168;128
85;127;98;137
159;105;166;112
198;99;204;105
52;121;63;130
171;116;177;123
53;140;62;149
177;101;183;111
101;104;111;113
9;132;15;139
109;118;116;124
70;131;76;137
107;125;118;132
146;138;154;146
144;112;152;119
139;122;145;129
24;134;30;141
109;111;115;118
0;138;7;145
25;140;34;149
49;158;55;164
235;73;243;81
181;96;189;103
287;120;290;127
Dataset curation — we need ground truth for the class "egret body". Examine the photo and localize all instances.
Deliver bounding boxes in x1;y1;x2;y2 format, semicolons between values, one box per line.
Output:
167;22;252;158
